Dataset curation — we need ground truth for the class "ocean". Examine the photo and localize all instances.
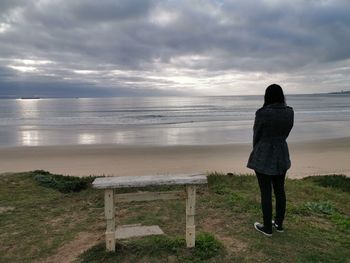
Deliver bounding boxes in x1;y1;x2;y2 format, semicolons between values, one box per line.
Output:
0;94;349;147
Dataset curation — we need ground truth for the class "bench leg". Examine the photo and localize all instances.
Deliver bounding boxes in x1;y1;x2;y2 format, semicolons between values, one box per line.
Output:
105;189;116;252
186;185;196;248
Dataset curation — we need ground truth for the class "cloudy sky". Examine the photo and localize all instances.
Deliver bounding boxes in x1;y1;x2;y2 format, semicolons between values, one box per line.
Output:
0;0;350;97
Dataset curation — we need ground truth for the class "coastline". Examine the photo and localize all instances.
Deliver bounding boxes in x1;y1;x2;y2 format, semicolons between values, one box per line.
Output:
1;137;350;178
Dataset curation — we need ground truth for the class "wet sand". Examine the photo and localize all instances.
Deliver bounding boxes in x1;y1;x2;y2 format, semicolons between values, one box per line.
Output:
1;137;350;178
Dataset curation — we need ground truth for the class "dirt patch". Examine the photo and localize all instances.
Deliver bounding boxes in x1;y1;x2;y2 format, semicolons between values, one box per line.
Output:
201;216;248;253
216;234;247;253
201;216;223;232
38;232;103;263
0;206;15;214
308;216;334;231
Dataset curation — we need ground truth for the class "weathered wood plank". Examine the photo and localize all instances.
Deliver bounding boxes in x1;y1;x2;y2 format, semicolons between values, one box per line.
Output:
104;189;115;220
104;189;116;251
186;185;196;248
186;215;195;226
186;226;196;248
115;191;185;203
116;225;164;239
105;231;115;252
92;173;207;189
186;186;196;216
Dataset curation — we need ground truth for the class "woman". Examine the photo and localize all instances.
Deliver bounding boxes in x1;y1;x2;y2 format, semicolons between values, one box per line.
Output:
247;84;294;237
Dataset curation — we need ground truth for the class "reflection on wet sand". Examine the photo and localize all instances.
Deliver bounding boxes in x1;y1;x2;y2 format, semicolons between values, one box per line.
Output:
21;130;39;146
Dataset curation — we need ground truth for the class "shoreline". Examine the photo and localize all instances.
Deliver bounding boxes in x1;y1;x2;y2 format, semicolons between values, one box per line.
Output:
1;137;350;178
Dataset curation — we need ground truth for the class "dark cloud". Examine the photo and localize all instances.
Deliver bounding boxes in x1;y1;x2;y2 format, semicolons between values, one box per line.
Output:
0;0;350;96
0;0;24;15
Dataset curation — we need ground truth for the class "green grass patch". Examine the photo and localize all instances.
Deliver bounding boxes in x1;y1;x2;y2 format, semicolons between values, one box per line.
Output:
301;200;350;230
77;232;223;262
330;213;350;230
303;174;350;193
193;232;223;260
0;172;103;262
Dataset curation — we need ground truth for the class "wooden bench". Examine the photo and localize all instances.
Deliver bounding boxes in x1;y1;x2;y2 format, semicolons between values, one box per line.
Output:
92;173;207;252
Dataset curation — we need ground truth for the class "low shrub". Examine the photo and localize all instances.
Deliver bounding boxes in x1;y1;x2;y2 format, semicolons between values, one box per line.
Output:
32;170;96;193
304;200;337;215
303;175;350;193
193;232;223;260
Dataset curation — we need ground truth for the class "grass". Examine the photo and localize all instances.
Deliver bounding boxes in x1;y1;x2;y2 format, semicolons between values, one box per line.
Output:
78;232;223;263
0;171;349;262
303;174;350;193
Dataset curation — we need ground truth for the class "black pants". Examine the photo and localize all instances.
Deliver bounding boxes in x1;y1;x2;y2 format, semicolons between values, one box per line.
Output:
256;171;286;231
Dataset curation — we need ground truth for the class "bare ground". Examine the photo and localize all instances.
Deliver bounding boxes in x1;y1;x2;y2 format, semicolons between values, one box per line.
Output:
38;232;103;263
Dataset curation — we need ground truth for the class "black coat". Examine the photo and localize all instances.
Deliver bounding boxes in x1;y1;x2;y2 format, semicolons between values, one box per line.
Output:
247;103;294;175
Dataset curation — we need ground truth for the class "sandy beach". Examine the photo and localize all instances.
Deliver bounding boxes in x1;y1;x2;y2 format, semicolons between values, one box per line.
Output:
1;137;350;178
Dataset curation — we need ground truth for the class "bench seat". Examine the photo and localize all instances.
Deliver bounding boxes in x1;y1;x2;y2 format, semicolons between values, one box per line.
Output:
92;173;208;252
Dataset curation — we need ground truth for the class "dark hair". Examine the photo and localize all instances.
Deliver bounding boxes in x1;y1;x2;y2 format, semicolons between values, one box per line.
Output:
263;84;285;107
